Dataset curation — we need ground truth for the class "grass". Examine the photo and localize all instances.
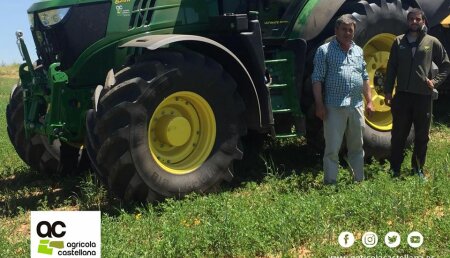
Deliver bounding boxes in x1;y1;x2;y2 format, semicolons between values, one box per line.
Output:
0;67;450;257
0;64;19;79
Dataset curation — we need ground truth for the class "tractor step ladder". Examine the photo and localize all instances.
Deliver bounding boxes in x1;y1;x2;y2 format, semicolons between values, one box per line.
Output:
265;57;299;138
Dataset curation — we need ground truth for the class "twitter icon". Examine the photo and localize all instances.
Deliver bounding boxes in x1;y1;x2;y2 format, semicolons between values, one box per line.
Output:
385;232;401;248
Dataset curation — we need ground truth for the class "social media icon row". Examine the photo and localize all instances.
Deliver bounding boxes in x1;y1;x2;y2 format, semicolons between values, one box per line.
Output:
338;231;423;248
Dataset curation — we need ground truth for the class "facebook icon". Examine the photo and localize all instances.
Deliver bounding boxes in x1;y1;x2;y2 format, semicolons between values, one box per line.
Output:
338;231;355;248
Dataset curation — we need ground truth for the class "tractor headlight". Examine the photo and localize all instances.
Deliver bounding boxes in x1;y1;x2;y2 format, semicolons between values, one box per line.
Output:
28;13;35;28
38;7;70;27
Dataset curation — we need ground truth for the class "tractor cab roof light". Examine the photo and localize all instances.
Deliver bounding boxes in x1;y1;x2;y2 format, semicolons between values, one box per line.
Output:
37;7;70;27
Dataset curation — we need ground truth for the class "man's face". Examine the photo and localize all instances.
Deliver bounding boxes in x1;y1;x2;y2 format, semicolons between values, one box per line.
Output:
335;23;355;45
408;13;424;32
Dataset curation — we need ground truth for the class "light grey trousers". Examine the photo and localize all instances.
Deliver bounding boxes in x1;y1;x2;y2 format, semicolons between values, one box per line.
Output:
323;105;365;184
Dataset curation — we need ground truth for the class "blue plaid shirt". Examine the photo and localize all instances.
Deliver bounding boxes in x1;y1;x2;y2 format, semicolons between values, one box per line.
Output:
312;39;369;107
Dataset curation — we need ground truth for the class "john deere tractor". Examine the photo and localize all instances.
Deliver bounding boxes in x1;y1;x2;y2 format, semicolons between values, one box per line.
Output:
8;0;450;201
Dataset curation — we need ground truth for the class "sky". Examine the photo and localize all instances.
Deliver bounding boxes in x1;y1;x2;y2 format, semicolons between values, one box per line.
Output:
1;1;38;64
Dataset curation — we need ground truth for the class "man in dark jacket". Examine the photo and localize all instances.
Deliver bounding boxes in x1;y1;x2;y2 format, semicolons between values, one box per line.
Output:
384;8;450;178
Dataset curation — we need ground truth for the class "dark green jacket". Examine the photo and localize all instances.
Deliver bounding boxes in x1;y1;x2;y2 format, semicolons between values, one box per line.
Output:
384;31;450;96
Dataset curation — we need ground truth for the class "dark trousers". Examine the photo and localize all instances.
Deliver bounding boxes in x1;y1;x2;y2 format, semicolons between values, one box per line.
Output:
390;92;432;174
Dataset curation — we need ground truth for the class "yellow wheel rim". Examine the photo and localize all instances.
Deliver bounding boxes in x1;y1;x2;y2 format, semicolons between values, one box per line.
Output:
363;33;397;131
148;91;216;175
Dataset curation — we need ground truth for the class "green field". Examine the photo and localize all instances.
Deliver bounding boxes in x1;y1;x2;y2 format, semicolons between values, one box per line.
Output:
0;65;449;257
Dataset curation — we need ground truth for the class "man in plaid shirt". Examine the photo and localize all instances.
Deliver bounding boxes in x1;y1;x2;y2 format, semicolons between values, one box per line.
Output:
312;14;374;185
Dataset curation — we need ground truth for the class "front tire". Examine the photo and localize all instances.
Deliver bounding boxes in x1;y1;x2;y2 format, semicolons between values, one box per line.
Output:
6;84;82;174
86;49;246;202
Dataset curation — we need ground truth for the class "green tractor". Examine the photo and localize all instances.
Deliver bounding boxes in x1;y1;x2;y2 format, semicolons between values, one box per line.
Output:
430;13;450;94
8;0;450;201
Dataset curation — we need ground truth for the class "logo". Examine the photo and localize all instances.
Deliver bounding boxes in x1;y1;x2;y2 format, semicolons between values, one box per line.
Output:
38;240;64;255
115;5;131;16
362;232;378;248
338;231;355;248
407;231;424;248
36;221;66;255
116;5;123;15
423;46;431;52
37;221;67;238
31;211;101;257
384;232;401;248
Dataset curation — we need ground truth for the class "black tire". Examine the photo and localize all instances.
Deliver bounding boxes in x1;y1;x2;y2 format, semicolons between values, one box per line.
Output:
350;0;414;159
86;49;246;202
302;0;414;160
6;84;84;174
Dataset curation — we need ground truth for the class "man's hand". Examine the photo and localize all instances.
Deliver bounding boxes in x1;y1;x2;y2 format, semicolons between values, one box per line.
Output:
385;93;392;107
426;78;434;89
315;103;327;120
312;81;326;120
365;101;374;117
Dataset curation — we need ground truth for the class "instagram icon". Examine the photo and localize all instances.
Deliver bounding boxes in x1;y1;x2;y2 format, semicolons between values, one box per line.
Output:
362;232;378;248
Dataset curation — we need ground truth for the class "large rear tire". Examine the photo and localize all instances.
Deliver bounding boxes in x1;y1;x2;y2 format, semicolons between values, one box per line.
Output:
86;49;246;202
351;0;415;159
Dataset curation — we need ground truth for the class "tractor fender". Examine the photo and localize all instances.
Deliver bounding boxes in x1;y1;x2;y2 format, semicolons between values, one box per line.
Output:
120;34;262;130
291;0;450;41
414;0;450;28
291;0;346;40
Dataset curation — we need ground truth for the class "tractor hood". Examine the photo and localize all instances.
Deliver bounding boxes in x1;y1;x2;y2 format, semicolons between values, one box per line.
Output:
28;0;109;13
415;0;450;28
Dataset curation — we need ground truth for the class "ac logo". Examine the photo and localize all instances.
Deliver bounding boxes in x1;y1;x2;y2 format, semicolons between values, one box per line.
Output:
37;221;66;238
36;221;66;255
31;211;101;257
